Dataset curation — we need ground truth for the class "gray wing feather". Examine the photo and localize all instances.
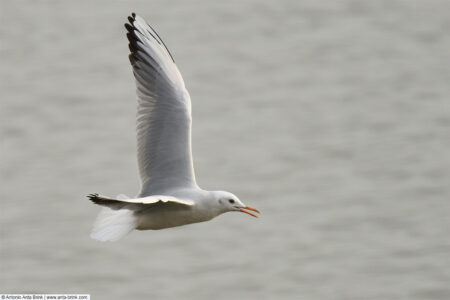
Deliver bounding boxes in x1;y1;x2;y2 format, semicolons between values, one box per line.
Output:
126;14;197;196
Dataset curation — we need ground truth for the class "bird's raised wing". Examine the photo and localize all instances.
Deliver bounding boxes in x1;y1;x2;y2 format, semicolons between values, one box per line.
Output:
125;14;197;196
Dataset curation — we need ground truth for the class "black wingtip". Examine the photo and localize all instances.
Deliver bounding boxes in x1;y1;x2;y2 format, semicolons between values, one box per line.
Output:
125;13;176;64
124;23;133;33
87;193;100;203
127;32;139;51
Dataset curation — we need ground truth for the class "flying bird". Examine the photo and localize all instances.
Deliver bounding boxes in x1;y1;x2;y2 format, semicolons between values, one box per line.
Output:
88;13;259;241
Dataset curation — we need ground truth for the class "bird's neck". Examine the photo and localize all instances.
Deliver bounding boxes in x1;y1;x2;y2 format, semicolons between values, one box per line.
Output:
200;190;226;218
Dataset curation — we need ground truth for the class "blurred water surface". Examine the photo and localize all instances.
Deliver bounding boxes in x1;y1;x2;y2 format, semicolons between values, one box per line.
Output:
1;1;449;299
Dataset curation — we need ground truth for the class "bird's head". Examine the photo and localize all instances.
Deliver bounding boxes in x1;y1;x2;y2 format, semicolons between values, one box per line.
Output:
213;191;260;218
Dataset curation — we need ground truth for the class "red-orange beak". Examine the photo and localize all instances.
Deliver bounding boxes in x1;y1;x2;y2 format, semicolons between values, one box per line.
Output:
237;206;260;218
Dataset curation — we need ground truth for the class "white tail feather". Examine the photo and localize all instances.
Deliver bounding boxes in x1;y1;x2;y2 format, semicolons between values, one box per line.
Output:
90;207;137;242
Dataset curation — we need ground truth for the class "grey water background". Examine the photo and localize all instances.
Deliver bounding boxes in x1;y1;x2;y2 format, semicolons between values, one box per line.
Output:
1;0;449;299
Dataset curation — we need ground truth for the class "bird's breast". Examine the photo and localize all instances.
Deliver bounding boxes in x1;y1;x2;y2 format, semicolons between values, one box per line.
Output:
135;205;215;230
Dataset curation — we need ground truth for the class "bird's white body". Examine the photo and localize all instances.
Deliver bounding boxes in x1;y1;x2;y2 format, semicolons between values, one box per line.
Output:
136;190;215;230
88;14;259;242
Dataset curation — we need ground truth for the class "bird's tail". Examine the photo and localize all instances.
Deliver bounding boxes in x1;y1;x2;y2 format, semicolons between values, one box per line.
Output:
89;194;137;242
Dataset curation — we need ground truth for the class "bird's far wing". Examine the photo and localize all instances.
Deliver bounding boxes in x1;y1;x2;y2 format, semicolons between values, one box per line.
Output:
88;193;194;207
125;13;197;196
132;195;194;206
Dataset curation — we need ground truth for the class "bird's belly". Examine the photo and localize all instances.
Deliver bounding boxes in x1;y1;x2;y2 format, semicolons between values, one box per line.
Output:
135;207;212;230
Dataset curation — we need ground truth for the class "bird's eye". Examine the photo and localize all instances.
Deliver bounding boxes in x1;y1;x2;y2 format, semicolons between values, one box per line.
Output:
228;199;235;204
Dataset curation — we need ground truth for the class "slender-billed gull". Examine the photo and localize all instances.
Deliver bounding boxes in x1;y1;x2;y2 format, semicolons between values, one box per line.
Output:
88;13;259;242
